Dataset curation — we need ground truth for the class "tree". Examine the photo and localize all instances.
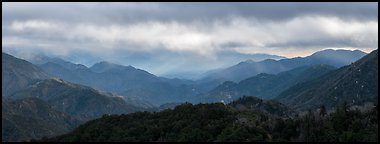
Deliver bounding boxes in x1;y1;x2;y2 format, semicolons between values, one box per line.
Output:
319;105;327;117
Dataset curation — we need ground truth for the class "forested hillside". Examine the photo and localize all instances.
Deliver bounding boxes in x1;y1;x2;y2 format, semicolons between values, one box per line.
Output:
42;97;378;142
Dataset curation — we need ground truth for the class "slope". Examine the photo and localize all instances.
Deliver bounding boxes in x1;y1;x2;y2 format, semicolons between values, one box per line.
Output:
2;53;49;96
2;97;80;142
10;78;144;120
276;50;378;111
198;64;335;103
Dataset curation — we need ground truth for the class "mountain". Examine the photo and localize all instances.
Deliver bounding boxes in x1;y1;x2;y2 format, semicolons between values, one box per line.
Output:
2;53;49;96
10;78;144;120
39;59;201;106
2;53;147;142
276;49;378;111
216;50;287;62
202;49;366;83
40;96;377;142
2;97;80;142
197;64;336;103
39;62;84;82
304;49;368;67
90;61;134;73
19;54;88;71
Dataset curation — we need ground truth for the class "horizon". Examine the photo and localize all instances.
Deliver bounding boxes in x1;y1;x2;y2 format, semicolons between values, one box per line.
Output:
2;48;374;80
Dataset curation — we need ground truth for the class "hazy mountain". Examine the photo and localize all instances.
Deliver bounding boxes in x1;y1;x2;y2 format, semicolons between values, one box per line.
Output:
26;54;88;71
197;64;336;103
218;51;287;62
202;49;366;83
2;97;81;142
90;61;134;73
276;49;378;111
2;53;49;96
6;49;287;80
39;59;201;106
88;61;160;91
10;78;144;120
39;62;84;82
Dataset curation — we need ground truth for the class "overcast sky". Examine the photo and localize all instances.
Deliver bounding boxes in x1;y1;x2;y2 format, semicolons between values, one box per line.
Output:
2;2;378;78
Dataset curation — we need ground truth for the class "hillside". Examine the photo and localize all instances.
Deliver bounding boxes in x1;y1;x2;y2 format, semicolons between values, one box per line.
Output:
277;50;378;111
197;64;335;103
228;96;295;117
41;98;378;142
39;59;201;106
2;53;49;96
10;78;144;120
2;97;80;142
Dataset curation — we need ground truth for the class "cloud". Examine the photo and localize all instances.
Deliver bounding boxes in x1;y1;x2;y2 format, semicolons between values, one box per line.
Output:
3;2;377;24
2;2;378;77
3;16;378;56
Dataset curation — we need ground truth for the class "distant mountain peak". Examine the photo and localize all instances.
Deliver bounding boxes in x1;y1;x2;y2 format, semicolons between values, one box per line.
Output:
261;59;277;63
242;58;277;64
94;61;135;69
237;59;258;65
90;61;136;73
244;59;255;63
311;49;366;57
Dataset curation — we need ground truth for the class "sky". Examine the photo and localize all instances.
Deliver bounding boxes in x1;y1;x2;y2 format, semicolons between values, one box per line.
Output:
2;2;378;78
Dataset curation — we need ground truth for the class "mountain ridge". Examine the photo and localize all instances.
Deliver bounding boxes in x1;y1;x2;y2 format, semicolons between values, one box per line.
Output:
276;49;378;111
197;64;336;103
10;78;144;120
201;49;366;83
2;52;49;96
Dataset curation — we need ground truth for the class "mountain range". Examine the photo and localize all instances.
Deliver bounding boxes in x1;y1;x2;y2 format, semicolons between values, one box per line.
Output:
201;49;366;83
1;49;377;142
36;57;201;106
196;64;336;103
1;53;147;141
9;49;367;107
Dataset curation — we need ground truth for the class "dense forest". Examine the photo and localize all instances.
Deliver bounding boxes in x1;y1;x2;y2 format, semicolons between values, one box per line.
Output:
40;96;378;142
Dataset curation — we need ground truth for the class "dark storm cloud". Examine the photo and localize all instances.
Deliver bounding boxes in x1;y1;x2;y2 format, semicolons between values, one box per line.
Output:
3;2;378;25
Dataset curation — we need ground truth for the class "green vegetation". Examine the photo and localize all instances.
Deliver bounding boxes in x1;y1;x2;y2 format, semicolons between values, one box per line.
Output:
41;98;378;142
